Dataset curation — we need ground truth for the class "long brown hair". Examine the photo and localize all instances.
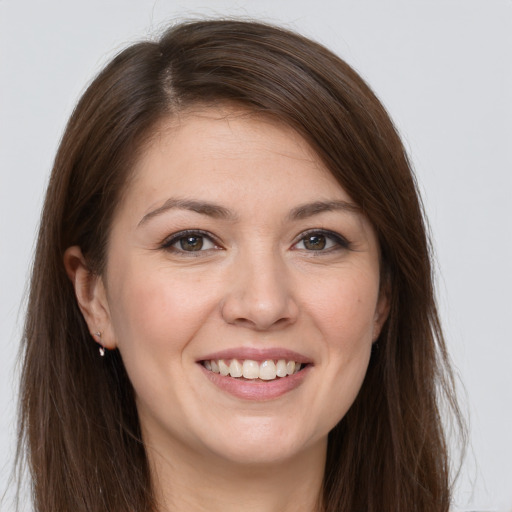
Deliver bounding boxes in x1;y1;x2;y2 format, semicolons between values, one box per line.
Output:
17;19;464;511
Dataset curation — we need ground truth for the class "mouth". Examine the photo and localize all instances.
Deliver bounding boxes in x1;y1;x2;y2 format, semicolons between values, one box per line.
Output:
200;358;308;382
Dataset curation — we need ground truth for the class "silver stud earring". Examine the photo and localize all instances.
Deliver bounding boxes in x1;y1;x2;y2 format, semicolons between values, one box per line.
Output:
94;331;105;357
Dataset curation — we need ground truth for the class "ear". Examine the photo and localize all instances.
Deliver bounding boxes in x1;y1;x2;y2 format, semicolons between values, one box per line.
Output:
372;276;391;343
63;246;117;350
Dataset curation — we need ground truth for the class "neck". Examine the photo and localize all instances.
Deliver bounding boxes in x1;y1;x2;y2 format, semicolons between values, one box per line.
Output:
147;438;326;512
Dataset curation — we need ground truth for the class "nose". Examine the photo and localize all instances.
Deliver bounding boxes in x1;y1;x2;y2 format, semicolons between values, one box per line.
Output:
220;249;299;331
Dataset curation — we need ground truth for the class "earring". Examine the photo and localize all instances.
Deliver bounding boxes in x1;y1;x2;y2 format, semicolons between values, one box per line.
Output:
93;331;105;357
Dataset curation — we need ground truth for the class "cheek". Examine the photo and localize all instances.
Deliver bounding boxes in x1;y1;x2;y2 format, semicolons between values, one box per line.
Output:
104;263;223;427
287;270;378;441
106;260;219;362
308;269;380;349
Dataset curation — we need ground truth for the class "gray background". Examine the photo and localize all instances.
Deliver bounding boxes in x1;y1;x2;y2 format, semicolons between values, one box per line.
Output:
1;1;511;510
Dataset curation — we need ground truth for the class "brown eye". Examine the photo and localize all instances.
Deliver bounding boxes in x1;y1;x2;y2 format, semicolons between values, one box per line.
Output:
293;230;350;252
303;234;326;250
162;231;218;253
179;236;204;251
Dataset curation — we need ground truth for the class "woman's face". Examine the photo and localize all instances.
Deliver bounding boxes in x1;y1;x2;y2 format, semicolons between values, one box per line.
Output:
97;108;388;466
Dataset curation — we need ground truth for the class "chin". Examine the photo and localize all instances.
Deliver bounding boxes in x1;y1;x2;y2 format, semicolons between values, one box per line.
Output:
197;416;325;467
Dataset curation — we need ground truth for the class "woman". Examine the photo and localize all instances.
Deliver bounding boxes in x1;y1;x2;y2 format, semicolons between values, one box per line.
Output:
17;19;464;511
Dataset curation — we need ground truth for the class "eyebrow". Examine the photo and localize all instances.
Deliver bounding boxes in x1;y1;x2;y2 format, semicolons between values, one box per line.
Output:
288;200;361;220
138;197;361;227
138;198;239;227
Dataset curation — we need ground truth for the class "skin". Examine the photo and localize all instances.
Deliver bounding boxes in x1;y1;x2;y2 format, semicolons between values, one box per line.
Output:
65;108;389;512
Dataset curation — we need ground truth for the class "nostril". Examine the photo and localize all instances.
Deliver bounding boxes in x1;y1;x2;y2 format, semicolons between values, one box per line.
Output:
220;292;299;331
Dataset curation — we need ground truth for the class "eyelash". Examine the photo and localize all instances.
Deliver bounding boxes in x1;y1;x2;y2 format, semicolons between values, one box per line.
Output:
160;230;222;255
160;229;351;255
292;229;351;253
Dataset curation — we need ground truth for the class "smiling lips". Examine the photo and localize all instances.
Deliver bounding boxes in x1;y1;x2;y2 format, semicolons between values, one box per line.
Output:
203;359;303;381
198;349;312;399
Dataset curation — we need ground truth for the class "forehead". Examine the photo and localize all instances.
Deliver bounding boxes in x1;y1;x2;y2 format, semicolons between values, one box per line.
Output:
126;107;348;205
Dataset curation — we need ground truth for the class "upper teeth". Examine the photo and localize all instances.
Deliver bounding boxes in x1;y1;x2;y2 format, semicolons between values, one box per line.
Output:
203;359;302;380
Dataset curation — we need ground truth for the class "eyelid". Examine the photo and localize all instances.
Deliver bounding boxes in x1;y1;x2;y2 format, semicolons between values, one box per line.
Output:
159;228;350;253
160;229;222;252
292;229;351;251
